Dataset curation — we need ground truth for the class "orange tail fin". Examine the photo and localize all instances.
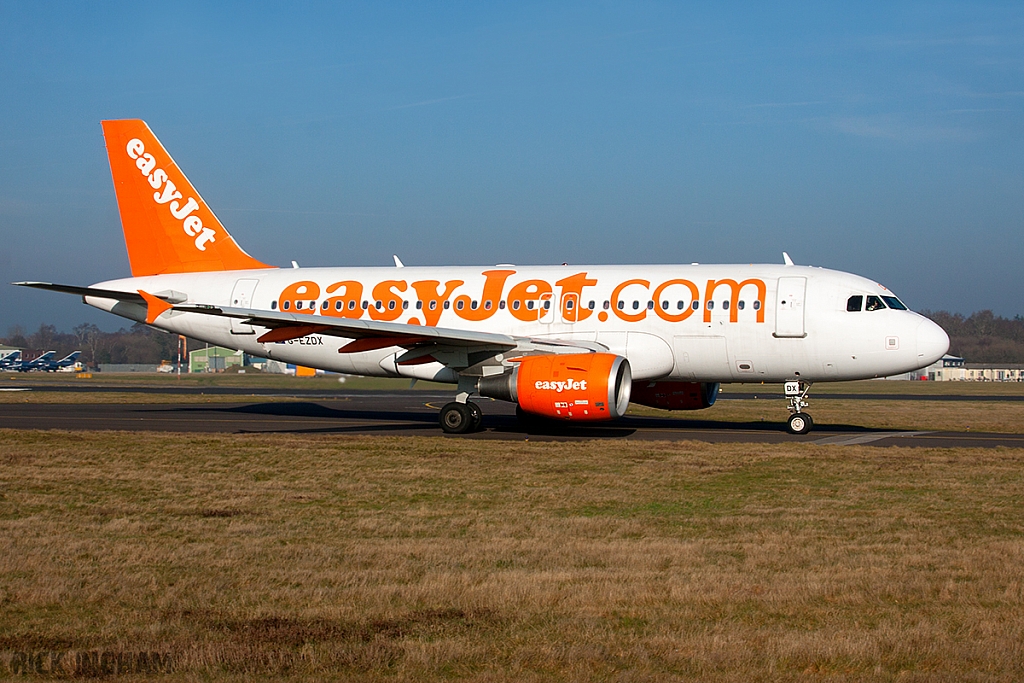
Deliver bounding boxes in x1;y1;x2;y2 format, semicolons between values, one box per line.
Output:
101;119;273;276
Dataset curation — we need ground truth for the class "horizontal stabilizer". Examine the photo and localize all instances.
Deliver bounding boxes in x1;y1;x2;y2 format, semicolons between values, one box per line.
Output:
13;282;187;304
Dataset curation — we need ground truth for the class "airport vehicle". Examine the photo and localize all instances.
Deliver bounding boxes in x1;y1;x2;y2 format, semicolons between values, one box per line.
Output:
15;120;949;434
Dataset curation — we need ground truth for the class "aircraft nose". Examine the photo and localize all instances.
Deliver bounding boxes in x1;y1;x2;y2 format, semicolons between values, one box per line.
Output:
916;318;949;366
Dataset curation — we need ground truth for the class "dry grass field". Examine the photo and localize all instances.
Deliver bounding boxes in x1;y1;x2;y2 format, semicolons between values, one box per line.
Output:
1;430;1022;681
628;398;1024;434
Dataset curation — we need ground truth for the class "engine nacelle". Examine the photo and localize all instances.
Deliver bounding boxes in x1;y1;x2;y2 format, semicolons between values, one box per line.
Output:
630;381;719;410
478;353;632;420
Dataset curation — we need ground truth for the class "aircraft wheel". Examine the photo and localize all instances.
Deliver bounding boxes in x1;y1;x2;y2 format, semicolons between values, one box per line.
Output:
440;402;474;434
466;402;483;432
787;412;813;435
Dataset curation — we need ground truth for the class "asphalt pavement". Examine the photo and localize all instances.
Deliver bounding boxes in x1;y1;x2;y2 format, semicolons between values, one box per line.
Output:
1;388;1021;447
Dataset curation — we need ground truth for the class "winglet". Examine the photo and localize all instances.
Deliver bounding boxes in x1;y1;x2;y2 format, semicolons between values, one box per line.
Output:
782;252;794;266
393;255;405;268
138;290;173;324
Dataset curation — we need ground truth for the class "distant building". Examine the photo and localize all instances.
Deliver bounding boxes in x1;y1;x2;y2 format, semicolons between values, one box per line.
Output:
189;346;245;373
917;354;1024;381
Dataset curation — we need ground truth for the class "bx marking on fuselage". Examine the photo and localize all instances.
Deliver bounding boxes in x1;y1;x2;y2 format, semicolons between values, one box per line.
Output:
15;119;949;434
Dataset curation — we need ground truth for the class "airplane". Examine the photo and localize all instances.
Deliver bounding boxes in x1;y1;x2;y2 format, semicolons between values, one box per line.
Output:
14;119;949;434
38;351;82;372
0;350;21;370
11;351;56;372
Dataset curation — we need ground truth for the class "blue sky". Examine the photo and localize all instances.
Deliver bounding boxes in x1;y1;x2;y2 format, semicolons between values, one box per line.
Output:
2;1;1023;331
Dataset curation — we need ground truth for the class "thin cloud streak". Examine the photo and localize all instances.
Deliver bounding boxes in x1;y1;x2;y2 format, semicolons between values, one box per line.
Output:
832;116;978;142
741;101;829;109
385;94;472;111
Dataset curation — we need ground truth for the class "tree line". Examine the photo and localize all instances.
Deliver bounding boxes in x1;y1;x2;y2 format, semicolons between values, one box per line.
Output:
2;323;198;367
4;310;1024;366
921;311;1024;364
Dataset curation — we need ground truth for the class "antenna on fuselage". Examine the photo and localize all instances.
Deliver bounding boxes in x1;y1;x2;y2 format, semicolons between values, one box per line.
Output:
782;252;794;266
393;255;405;268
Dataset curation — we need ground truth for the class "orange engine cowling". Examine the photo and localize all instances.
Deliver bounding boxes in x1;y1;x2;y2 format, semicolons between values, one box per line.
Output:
629;381;719;410
477;353;632;420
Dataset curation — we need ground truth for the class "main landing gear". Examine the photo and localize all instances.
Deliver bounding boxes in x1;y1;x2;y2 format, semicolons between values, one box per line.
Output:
784;380;814;435
439;401;483;434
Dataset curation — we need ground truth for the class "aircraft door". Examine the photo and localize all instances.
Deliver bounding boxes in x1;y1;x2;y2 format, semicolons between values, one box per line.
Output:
774;277;807;338
229;278;260;335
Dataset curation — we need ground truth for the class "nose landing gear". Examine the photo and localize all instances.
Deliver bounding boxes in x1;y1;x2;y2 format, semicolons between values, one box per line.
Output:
784;380;814;435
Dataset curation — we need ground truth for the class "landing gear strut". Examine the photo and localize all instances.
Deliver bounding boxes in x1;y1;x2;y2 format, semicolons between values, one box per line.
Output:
439;401;483;434
784;380;813;435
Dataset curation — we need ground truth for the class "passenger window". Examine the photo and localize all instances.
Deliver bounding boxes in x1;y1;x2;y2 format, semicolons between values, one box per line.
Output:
753;300;761;310
349;300;357;310
588;301;595;310
322;301;328;310
388;300;396;310
484;300;492;310
471;300;478;310
362;301;369;310
456;300;464;310
847;295;863;312
882;296;907;310
738;300;745;310
499;300;506;310
632;301;640;310
402;301;408;310
416;301;423;310
527;301;534;310
677;301;684;310
335;301;342;311
603;301;610;310
443;301;450;309
429;301;436;310
296;301;303;310
692;300;700;310
865;295;886;311
723;300;730;310
282;301;290;310
566;299;574;309
618;301;625;310
662;301;669;310
375;300;382;309
707;301;714;310
271;301;277;310
512;300;520;310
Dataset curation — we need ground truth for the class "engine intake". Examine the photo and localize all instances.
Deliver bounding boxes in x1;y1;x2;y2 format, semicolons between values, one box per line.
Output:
478;353;631;420
630;381;719;411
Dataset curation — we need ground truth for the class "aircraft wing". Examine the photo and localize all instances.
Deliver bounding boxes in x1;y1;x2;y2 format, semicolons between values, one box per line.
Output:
171;303;605;372
173;303;520;351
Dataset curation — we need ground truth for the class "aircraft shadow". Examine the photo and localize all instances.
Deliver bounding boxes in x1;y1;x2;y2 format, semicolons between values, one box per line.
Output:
165;401;898;439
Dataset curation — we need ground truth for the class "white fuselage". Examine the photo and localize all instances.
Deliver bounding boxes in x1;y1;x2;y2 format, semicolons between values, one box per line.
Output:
86;263;949;384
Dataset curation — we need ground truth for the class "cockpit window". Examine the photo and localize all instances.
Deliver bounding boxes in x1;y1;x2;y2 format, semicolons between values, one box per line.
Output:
846;295;863;312
865;295;886;311
882;296;907;310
